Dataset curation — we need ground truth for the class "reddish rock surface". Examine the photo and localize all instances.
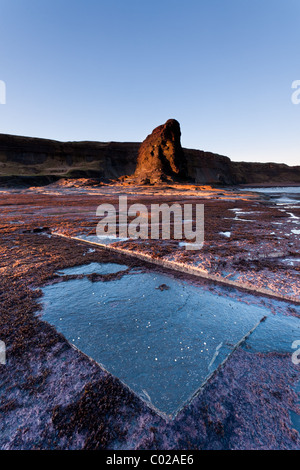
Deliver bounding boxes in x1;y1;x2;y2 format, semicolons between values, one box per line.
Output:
1;123;300;186
131;119;187;184
0;188;299;449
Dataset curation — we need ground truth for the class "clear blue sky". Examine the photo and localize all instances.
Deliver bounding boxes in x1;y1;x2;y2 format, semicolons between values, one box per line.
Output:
0;0;300;165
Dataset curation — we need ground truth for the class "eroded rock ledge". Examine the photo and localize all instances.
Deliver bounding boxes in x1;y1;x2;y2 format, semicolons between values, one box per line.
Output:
0;120;300;186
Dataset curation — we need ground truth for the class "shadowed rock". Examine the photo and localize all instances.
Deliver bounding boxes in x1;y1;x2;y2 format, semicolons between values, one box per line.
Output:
132;119;187;184
1;127;300;187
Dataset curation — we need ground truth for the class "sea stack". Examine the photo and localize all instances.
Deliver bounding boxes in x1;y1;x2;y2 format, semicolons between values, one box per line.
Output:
132;119;187;184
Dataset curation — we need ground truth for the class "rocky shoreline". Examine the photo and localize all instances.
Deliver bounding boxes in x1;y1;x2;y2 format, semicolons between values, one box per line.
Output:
0;184;299;449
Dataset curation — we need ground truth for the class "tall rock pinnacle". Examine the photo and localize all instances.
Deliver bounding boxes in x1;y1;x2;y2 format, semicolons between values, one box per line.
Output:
133;119;187;184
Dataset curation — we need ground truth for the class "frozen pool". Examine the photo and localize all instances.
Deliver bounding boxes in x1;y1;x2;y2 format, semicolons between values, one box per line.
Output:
243;314;300;354
41;264;272;416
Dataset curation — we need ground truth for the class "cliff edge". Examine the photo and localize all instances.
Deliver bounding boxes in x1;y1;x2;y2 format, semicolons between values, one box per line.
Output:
0;120;299;186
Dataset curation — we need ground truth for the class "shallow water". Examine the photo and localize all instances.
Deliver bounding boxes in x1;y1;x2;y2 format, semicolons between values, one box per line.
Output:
241;187;300;194
75;234;129;245
56;262;128;276
41;263;271;415
239;187;300;206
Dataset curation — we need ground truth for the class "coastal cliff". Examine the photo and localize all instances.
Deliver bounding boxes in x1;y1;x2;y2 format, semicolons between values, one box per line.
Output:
0;122;299;186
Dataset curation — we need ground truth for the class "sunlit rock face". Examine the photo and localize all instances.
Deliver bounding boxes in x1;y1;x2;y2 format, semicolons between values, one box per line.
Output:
132;119;187;184
1;126;300;187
